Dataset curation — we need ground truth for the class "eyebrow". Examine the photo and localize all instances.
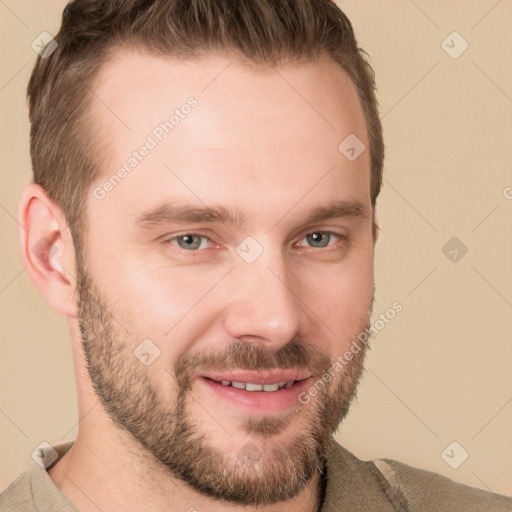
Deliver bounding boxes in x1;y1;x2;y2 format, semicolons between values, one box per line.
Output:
134;199;369;231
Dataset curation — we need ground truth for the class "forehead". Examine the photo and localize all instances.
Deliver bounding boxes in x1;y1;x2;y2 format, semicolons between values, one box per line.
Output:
87;49;371;228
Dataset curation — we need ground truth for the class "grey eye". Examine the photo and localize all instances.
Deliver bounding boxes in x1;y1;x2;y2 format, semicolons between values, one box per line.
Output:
305;232;332;248
175;235;205;250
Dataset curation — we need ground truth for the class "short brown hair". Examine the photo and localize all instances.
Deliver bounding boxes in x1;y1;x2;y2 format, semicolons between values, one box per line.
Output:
27;0;384;247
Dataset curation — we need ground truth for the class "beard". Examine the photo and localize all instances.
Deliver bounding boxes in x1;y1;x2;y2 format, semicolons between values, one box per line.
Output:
75;253;371;507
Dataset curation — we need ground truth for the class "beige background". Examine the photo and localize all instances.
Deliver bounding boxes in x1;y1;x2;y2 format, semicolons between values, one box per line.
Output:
1;0;511;497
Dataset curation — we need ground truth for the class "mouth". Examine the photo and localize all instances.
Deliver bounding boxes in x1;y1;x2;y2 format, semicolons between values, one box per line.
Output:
207;378;296;392
197;370;314;415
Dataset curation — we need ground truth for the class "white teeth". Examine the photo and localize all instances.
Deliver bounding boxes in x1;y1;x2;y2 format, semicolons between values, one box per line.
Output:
246;383;264;392
214;379;296;391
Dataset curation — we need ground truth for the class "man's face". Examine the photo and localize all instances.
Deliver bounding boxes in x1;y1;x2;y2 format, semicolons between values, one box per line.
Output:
77;50;374;505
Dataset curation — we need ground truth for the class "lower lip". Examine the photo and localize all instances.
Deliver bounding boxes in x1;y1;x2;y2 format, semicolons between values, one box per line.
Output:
198;377;314;415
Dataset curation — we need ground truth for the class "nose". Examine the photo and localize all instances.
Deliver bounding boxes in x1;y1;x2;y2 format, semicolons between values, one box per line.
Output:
222;246;302;348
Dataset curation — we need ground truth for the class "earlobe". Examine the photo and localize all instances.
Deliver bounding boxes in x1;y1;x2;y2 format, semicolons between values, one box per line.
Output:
372;206;381;243
373;222;381;243
18;183;78;318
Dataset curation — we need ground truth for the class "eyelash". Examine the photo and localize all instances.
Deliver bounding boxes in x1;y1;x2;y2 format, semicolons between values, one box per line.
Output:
164;231;346;255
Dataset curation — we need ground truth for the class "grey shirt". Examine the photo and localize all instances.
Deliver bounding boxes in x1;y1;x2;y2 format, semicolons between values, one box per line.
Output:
1;438;510;511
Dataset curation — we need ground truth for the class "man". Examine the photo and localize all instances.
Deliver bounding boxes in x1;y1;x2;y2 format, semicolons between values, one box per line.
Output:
1;0;510;511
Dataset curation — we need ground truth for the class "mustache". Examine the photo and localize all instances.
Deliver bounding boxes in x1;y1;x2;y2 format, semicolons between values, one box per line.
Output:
174;337;332;390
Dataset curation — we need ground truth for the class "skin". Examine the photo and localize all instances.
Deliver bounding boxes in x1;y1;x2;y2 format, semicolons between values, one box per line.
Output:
18;50;376;512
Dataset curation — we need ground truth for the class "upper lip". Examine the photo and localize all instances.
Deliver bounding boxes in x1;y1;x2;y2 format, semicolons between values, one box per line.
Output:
200;369;312;385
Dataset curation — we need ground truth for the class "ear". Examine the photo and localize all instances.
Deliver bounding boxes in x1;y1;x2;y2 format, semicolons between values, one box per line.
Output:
18;183;78;318
372;204;381;243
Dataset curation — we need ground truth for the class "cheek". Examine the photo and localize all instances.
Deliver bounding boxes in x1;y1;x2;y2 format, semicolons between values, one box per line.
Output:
295;249;374;333
97;260;228;350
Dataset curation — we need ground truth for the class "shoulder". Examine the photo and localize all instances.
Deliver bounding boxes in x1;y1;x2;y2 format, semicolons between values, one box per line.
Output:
1;441;77;512
324;440;510;512
0;471;36;511
373;457;511;512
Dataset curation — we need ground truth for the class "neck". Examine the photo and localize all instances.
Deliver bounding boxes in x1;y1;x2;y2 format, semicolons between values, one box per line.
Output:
48;409;325;512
